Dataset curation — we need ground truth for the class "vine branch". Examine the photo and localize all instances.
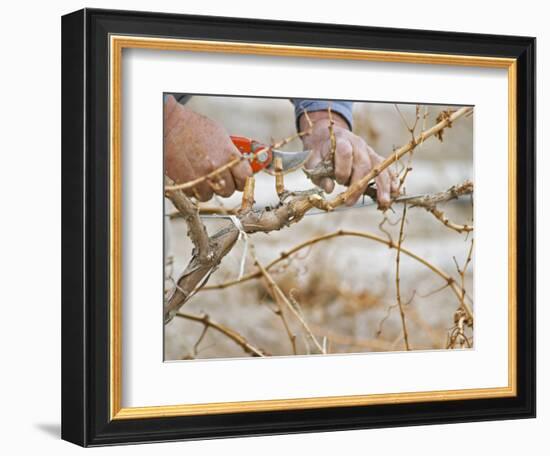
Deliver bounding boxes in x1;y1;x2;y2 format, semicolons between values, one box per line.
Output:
395;204;411;350
175;312;267;357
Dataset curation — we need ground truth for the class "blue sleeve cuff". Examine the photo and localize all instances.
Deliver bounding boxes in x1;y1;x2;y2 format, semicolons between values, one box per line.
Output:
165;93;192;105
291;99;353;130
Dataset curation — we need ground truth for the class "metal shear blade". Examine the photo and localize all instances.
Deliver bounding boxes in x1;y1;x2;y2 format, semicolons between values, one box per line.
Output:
264;148;311;175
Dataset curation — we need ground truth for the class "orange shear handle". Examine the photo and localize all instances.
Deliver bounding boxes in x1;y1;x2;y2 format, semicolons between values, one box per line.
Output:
230;135;272;173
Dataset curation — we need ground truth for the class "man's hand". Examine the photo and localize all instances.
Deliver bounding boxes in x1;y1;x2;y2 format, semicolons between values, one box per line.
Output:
300;111;398;208
164;95;253;201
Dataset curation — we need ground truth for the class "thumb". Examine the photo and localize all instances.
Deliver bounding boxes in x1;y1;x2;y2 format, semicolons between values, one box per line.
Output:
319;177;335;193
304;144;334;192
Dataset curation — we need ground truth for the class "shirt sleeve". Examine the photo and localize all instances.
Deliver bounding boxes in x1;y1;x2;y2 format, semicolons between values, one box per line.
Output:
291;98;353;130
165;93;192;105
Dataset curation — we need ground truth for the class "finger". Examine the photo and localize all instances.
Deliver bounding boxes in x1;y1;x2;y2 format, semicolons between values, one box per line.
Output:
185;153;216;202
228;149;253;191
304;146;332;189
304;146;323;170
376;173;391;208
345;145;372;206
320;177;335;193
164;137;205;200
194;181;214;202
209;145;238;197
334;138;353;185
390;170;400;196
368;153;392;208
314;142;335;192
173;141;216;201
164;135;195;184
212;169;236;198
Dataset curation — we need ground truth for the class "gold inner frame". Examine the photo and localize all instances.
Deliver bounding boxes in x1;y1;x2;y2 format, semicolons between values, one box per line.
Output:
109;35;517;420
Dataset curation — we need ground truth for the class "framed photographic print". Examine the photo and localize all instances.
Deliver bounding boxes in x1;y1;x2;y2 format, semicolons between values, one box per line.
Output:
61;8;535;446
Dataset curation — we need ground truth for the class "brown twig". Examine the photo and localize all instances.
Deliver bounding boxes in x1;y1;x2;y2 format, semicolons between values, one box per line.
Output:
165;156;244;192
376;303;399;337
164;176;210;259
397;164;413;193
288;289;319;353
175;312;267;357
455;239;474;322
169;205;240;218
255;257;325;354
240;176;256;214
397;106;428;192
273;307;298;355
435;109;456;142
376;291;415;338
406;181;473;207
307;194;333;212
425;207;473;234
258;272;297;355
394;104;414;133
378;215;396;244
418;282;452;298
395;204;411;350
447;239;474;348
274;157;285;196
191;322;209;358
269;110;313;150
327;104;337;160
447;310;472;349
202;229;473;322
405;180;474;233
308;323;395;351
164;177;240;320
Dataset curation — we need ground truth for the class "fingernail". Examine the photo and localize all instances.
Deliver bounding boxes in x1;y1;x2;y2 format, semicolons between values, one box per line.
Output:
377;191;388;201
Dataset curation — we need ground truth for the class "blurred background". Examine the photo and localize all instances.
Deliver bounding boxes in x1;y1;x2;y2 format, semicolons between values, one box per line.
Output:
164;96;473;361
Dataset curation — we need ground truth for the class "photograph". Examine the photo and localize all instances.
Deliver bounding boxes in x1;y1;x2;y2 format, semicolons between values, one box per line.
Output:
163;94;474;360
57;6;536;447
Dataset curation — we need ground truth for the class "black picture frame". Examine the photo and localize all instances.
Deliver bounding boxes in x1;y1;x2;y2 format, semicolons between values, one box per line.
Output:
62;8;535;447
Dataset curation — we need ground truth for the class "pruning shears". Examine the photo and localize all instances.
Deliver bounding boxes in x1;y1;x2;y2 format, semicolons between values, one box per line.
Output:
231;135;310;175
